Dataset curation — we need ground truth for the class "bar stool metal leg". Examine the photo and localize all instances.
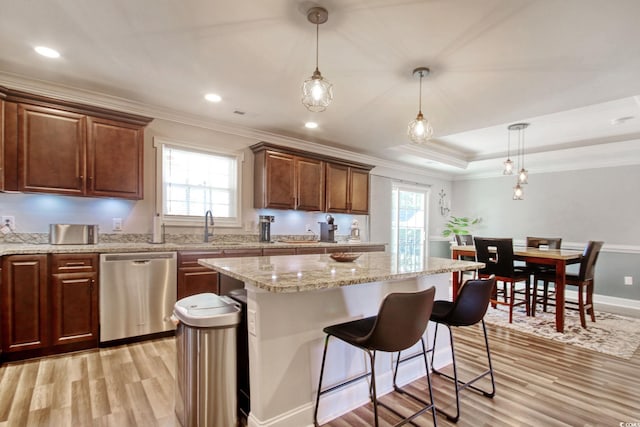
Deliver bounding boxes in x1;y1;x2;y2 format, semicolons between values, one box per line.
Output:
430;320;495;422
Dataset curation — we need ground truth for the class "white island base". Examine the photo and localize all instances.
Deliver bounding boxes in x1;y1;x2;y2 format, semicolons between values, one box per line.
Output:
244;274;452;427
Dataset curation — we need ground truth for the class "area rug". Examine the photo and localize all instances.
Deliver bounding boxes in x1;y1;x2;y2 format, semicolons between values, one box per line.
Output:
484;306;640;360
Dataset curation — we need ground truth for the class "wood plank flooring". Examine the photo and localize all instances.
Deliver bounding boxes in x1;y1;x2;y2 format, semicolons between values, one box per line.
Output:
0;323;638;426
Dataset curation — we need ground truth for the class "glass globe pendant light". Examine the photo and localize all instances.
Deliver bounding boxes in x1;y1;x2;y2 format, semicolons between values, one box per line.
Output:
301;7;333;112
503;125;514;175
407;67;433;143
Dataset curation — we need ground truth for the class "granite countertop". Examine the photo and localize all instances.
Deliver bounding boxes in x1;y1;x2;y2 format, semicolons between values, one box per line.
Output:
0;240;387;256
199;252;483;293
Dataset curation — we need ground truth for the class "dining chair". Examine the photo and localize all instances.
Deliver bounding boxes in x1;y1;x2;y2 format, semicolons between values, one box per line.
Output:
429;276;497;422
313;287;438;427
454;234;476;285
455;234;474;246
474;237;531;323
536;241;604;328
526;236;562;315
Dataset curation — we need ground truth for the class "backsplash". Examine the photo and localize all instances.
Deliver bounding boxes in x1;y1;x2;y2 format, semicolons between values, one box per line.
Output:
0;232;355;245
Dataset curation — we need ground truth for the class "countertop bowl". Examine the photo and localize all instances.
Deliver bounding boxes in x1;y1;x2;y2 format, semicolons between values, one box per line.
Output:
330;252;362;262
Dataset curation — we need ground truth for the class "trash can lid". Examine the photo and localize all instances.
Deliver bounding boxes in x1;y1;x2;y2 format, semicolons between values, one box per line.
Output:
174;293;241;328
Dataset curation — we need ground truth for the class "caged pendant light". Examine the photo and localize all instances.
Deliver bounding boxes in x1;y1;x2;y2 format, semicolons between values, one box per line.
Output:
407;67;433;143
301;7;333;112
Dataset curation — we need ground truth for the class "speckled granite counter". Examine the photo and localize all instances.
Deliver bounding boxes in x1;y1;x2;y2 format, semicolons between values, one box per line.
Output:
0;240;386;256
205;252;482;425
199;252;482;292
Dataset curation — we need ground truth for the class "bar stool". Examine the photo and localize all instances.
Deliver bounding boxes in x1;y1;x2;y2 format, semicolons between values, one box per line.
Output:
429;276;497;422
313;287;437;427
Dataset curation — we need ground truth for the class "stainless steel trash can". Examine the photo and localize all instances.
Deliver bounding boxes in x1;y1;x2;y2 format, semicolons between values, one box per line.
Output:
174;293;241;427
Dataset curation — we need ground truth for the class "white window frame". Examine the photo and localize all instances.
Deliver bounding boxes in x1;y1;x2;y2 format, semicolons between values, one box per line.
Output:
153;137;244;228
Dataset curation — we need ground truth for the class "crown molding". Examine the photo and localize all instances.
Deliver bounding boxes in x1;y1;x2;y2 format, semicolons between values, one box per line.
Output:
0;72;454;183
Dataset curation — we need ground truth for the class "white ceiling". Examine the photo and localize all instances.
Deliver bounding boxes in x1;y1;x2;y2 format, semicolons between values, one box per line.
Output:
2;0;640;179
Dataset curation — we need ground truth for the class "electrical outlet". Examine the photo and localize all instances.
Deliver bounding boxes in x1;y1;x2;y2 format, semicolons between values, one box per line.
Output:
248;309;257;336
624;276;633;286
112;218;123;232
2;216;16;231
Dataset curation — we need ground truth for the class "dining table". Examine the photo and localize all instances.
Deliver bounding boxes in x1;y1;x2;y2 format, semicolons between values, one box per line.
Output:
451;245;583;333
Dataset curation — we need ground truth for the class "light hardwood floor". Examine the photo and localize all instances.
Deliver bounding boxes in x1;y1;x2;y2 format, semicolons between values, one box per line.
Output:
0;324;638;426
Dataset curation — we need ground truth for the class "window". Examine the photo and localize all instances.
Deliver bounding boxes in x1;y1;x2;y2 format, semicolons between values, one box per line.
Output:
154;138;243;227
391;184;430;270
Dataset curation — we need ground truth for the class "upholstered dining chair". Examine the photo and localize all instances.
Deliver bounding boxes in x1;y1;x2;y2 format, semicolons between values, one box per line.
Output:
313;287;438;427
536;240;604;328
429;276;497;422
526;236;563;315
474;237;531;323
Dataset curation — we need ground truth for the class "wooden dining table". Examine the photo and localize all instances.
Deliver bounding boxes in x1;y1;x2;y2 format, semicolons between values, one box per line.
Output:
451;245;583;333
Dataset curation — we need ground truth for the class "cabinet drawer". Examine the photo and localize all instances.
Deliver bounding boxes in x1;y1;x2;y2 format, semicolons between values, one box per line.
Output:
178;250;224;267
295;247;325;255
50;253;98;273
222;249;263;258
262;248;296;256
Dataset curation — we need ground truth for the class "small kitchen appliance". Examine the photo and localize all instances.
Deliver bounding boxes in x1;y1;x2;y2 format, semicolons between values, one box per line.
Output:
259;215;275;242
319;214;338;243
348;219;361;242
49;224;99;245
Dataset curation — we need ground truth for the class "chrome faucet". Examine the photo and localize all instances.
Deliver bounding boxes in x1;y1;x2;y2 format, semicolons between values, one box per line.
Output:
204;210;214;242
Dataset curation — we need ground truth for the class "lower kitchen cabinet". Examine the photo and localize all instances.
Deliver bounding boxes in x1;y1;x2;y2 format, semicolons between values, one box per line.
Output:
50;253;99;347
0;253;98;361
1;254;49;353
177;250;224;300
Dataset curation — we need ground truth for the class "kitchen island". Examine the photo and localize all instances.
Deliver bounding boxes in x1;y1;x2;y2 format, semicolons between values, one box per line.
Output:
199;252;482;427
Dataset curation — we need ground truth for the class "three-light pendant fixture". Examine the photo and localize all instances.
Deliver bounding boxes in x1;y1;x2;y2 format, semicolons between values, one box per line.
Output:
504;123;530;200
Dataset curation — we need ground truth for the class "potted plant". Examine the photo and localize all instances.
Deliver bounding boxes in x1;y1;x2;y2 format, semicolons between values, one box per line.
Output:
442;216;480;239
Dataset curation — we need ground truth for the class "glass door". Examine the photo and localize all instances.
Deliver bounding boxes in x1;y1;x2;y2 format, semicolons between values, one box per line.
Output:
391;184;430;270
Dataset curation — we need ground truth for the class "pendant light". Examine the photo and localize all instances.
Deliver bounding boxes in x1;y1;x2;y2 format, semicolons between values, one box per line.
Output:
508;123;529;200
503;125;514;175
301;7;333;112
407;67;433;143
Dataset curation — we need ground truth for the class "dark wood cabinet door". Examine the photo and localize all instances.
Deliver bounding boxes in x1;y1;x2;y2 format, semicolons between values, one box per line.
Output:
50;272;98;346
264;151;295;209
17;104;85;195
325;163;350;213
262;248;296;256
177;268;220;300
349;168;370;214
1;255;49;352
87;117;144;199
295;157;324;211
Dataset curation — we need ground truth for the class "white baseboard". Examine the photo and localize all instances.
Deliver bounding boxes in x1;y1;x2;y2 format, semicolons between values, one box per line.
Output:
563;290;640;318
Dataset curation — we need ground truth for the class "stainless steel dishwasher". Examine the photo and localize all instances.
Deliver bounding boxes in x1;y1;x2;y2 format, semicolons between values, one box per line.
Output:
100;252;177;343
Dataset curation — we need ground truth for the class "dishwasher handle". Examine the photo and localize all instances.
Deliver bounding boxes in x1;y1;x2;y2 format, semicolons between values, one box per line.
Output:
102;252;176;262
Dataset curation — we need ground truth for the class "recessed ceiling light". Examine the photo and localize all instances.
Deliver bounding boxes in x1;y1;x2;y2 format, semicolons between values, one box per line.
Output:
305;122;318;129
34;46;60;58
204;93;222;103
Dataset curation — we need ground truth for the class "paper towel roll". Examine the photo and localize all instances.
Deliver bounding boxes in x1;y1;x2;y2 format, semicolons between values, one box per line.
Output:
152;215;163;243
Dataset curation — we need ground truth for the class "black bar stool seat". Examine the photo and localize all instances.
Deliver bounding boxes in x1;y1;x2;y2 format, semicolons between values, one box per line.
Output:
313;287;438;427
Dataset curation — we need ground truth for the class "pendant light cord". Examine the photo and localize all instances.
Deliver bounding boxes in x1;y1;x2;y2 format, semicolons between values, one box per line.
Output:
315;18;320;71
418;72;423;113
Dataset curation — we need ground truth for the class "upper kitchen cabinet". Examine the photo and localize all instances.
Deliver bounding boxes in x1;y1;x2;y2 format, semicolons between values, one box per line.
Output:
325;163;370;214
87;117;144;199
251;142;372;213
252;143;325;211
1;88;152;199
17;104;86;196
